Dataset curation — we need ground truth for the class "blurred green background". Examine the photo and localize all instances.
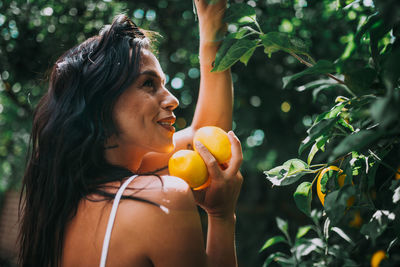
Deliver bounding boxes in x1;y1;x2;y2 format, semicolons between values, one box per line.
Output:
0;0;376;265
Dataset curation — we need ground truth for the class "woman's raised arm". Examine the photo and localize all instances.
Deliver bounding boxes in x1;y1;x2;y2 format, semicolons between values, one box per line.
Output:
139;0;232;173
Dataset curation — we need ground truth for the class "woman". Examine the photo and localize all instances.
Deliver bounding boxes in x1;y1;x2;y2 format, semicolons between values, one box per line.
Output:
19;0;243;266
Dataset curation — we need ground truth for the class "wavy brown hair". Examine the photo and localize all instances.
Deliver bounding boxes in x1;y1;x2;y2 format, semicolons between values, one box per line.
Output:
18;14;159;266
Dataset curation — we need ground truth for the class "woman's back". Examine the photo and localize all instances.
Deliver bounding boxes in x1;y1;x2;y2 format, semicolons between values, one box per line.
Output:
61;175;206;267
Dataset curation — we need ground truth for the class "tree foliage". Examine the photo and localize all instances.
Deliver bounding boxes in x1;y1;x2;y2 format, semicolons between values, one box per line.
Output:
211;0;400;265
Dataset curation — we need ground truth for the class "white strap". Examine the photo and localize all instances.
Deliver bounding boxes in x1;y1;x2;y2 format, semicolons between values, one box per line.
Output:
99;175;138;267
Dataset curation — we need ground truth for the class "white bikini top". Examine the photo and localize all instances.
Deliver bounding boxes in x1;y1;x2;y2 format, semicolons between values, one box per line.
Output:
99;175;138;267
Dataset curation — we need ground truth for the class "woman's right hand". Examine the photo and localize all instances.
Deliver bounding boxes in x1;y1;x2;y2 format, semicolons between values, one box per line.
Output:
192;131;243;220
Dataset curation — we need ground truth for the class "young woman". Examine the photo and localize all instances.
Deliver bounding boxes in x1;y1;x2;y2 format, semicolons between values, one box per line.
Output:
19;0;243;266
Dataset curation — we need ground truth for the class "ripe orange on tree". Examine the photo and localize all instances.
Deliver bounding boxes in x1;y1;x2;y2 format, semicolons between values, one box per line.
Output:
370;250;387;267
316;166;354;207
395;165;400;180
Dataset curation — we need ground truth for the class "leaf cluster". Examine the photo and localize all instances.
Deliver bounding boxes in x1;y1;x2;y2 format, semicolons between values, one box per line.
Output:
214;0;400;265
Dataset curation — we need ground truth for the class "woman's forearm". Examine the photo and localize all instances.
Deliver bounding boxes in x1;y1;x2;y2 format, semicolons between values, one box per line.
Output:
191;15;233;132
206;215;237;267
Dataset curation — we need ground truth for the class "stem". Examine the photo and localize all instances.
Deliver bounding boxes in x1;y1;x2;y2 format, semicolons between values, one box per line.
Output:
245;26;262;35
289;51;312;67
311;170;323;186
310;163;328;167
288;52;357;97
252;18;264;34
241;31;260;39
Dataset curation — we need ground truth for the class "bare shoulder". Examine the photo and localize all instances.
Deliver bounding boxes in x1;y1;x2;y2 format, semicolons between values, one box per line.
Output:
112;175;206;266
122;174;194;209
116;174;199;229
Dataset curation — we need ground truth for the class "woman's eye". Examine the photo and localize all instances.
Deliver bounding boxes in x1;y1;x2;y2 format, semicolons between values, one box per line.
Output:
143;79;154;88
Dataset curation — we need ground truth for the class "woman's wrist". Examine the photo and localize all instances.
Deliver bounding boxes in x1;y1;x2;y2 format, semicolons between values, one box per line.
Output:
207;212;236;224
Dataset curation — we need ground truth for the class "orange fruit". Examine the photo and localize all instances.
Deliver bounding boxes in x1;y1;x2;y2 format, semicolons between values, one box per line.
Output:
370;250;387;267
348;211;363;228
168;126;231;190
395;165;400;180
168;150;209;190
317;166;354;207
193;126;231;164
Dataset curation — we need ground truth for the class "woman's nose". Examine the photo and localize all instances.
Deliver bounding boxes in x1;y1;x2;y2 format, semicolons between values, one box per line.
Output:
161;88;179;111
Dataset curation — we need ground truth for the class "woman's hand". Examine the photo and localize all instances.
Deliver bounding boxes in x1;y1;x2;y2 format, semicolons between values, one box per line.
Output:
192;131;243;219
195;0;228;43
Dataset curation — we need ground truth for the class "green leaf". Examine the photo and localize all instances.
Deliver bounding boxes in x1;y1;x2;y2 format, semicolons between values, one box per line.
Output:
296;225;312;240
337;118;354;132
212;39;258;72
370;95;400;128
282;60;336;88
324;186;356;225
382;48;400;90
331;227;354;245
260;32;309;58
239;46;256;65
233;26;252;39
264;159;310;186
344;67;377;93
294;238;324;258
223;3;256;25
296;79;335;92
299;117;338;155
330;130;383;161
307;142;319;165
314;102;346;124
294;182;312;217
337;0;356;8
323;190;346;225
360;210;395;244
311;84;349;102
354;12;381;44
263;252;291;266
276;217;289;236
259;235;287;252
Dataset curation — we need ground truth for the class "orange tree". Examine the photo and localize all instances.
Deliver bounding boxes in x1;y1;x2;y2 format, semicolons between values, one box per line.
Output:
212;0;400;265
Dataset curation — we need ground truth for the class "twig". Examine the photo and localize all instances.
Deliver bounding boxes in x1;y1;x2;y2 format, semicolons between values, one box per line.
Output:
288;52;357;97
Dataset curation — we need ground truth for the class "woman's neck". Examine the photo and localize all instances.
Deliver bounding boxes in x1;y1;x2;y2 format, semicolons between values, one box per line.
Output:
104;142;146;173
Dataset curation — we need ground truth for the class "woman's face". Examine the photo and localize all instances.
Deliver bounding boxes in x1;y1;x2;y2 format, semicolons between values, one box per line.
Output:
111;49;179;155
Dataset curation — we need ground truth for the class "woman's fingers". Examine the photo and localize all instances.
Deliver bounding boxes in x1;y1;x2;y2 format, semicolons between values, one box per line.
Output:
194;130;243;180
194;141;221;179
226;131;243;176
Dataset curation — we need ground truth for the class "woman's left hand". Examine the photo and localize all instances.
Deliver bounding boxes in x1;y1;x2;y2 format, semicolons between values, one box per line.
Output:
195;0;228;43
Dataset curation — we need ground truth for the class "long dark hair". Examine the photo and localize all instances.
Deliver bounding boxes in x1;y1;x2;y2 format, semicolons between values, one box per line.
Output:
18;14;156;266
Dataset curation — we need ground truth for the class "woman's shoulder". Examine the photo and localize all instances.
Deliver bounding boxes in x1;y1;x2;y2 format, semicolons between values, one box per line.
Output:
119;174;197;217
109;174;206;266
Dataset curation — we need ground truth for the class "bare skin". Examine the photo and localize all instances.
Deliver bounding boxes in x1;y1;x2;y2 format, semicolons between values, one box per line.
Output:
62;0;242;266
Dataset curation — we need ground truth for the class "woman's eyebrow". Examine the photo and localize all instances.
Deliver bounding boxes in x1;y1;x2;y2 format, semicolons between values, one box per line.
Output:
139;70;166;84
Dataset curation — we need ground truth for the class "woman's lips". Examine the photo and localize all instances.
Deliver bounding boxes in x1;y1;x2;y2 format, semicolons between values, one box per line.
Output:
158;122;175;132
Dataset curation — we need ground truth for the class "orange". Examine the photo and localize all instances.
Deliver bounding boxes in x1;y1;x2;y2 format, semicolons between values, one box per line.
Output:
168;126;232;190
348;211;363;228
193;126;231;164
370;250;387;267
168;150;209;189
395;165;400;180
317;166;354;207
